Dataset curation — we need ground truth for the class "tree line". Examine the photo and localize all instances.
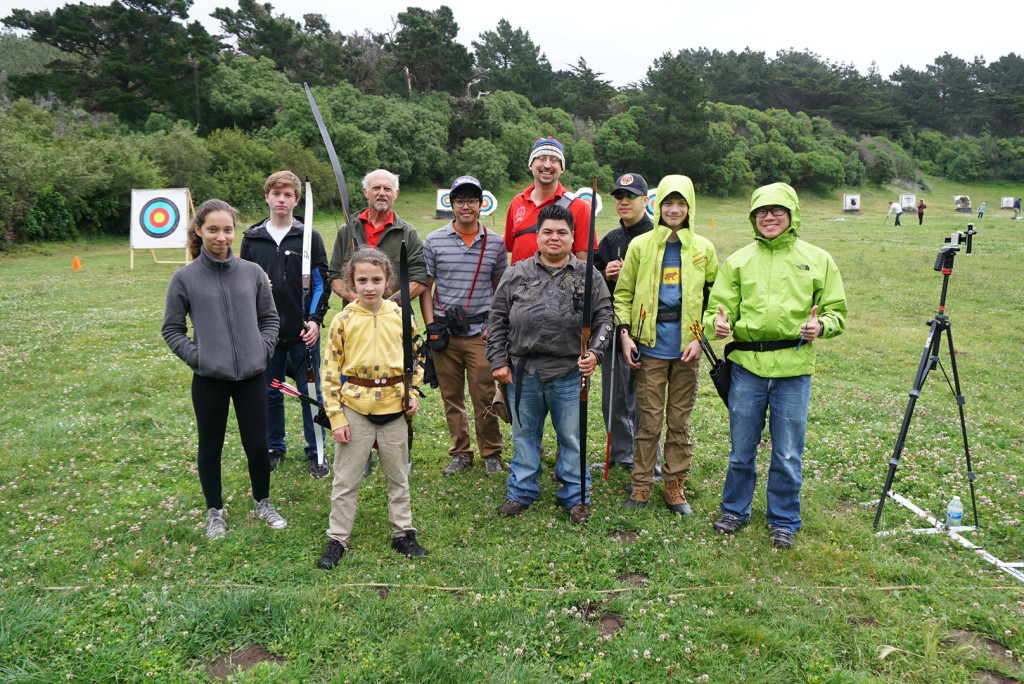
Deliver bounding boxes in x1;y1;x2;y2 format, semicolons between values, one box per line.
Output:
2;0;1022;248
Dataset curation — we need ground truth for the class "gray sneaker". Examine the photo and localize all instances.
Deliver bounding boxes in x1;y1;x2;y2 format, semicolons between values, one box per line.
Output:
206;508;227;539
254;498;287;529
443;453;472;477
483;456;502;477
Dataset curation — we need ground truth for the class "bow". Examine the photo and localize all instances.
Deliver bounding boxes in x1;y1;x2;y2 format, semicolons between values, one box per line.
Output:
400;240;415;455
303;83;351;224
578;177;598;513
270;378;331;429
302;180;326;469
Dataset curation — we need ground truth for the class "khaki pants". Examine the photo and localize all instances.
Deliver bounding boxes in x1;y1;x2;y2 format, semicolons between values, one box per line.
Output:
432;334;503;461
325;407;413;546
632;355;699;488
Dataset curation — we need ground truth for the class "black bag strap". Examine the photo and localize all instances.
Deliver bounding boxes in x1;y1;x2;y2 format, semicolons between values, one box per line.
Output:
512;193;576;240
726;338;804;355
434;228;488;316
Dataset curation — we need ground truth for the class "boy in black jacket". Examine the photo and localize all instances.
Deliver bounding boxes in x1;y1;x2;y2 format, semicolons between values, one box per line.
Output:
241;171;332;478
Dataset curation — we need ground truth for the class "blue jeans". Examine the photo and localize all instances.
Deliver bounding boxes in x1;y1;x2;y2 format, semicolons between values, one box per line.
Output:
720;364;811;532
506;369;591;509
265;340;325;459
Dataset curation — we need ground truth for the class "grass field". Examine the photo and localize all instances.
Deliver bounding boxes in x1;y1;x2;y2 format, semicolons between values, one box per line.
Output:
2;178;1023;682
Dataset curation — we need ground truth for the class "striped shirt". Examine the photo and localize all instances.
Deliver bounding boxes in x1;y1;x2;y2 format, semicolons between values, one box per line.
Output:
424;223;508;337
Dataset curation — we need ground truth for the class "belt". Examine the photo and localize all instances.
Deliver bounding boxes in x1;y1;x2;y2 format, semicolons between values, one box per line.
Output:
346;376;403;388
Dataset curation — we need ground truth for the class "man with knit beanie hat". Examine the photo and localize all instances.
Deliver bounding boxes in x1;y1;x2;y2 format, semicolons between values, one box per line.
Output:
505;137;595;264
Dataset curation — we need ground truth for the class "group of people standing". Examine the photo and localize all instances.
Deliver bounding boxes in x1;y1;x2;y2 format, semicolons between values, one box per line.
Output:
161;135;848;566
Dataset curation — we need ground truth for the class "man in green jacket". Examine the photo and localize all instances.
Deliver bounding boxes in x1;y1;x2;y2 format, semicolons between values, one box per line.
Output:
614;175;718;514
704;182;847;549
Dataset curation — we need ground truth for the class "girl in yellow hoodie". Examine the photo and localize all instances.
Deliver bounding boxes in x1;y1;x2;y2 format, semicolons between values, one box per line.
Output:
316;248;426;569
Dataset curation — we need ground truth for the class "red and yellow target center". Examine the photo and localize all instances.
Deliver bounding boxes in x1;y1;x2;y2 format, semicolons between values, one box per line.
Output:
150;209;169;228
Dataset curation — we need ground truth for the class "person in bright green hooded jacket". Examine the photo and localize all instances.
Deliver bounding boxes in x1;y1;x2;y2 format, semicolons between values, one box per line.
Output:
614;174;718;515
703;182;847;549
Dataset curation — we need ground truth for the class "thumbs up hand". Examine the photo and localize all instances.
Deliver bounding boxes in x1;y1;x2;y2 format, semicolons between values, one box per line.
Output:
713;305;732;338
800;305;821;341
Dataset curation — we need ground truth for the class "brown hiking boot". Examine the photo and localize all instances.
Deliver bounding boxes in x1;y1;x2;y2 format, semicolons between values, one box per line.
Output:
624;487;651;510
497;499;529;517
663;477;693;516
568;503;591;524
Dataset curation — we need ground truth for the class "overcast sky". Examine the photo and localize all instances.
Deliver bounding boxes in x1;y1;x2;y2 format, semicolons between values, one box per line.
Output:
4;0;1018;86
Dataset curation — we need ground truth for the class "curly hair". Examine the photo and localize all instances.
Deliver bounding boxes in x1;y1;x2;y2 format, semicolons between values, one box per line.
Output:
189;199;237;258
342;247;395;295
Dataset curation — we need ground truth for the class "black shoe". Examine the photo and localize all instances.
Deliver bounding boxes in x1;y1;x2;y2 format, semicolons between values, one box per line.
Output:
443;453;472;477
770;528;796;549
316;539;345;569
392;530;429;558
268;450;285;472
711;514;747;535
308;455;330;479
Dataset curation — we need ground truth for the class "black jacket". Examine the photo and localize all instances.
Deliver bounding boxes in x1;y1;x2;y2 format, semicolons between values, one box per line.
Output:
241;217;330;343
594;215;655;292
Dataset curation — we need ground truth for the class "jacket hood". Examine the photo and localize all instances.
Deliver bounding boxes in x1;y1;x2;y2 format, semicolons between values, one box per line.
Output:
749;182;800;241
653;175;696;240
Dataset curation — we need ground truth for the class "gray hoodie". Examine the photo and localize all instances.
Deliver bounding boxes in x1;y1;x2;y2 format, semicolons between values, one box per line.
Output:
162;246;279;381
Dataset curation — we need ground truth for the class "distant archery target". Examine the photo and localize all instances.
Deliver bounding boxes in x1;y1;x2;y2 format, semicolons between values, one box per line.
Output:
435;189;498;217
575;187;603;215
439;191;453;210
646;190;657;218
480;190;497;216
130;188;189;250
139;198;180;238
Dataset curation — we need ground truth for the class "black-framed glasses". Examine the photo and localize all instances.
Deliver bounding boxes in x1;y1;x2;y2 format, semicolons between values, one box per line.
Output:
754;206;788;218
613;192;640;200
452;198;481;208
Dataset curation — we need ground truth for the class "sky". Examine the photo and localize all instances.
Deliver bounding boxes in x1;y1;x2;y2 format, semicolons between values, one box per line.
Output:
3;0;1018;86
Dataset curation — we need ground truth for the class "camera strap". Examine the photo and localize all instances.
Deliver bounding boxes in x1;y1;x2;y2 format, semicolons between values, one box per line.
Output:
434;228;488;317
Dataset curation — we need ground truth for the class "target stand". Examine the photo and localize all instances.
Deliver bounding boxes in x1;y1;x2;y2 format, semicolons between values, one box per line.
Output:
130;188;193;269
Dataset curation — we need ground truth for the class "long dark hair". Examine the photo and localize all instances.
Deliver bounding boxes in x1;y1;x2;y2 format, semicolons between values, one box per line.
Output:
189;199;237;258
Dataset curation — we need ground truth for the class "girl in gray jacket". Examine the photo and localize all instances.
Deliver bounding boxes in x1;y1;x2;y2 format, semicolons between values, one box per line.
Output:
162;199;286;539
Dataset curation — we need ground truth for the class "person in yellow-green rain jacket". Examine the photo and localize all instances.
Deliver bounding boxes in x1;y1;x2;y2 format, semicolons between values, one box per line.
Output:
704;182;847;550
614;175;718;515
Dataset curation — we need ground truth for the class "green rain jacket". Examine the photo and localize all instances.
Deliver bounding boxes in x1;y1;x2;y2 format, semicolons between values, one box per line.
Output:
613;175;718;350
703;182;847;378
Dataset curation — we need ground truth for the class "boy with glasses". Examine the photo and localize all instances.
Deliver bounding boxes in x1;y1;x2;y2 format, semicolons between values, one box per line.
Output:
704;182;847;549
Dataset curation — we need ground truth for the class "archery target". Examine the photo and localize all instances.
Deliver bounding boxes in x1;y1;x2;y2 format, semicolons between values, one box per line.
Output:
575;187;603;215
435;189;499;218
646;189;657;218
843;194;860;211
437;189;453;211
131;188;189;249
480;190;497;216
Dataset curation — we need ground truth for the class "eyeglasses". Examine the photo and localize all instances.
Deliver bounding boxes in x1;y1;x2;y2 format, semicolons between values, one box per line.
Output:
754;207;788;218
452;198;481;208
613;192;640;200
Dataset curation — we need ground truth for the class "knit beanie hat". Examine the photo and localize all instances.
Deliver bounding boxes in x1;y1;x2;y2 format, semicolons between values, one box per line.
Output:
528;137;566;169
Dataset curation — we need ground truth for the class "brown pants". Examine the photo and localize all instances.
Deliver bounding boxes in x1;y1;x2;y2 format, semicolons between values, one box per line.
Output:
632;354;699;488
431;333;503;461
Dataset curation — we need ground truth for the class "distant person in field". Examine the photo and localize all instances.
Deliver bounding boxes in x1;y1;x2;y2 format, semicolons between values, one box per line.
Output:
978;201;986;219
704;182;847;550
886;200;902;226
162;199;286;540
1014;198;1022;220
241;171;331;478
917;199;926;226
504;137;595;264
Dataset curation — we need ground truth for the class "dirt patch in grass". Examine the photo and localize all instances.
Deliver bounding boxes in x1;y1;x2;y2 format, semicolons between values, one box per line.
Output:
598;612;626;635
574;600;627;635
847;616;881;626
616;571;649;587
378;586;390;599
608;529;637;544
201;645;285;680
944;629;1023;681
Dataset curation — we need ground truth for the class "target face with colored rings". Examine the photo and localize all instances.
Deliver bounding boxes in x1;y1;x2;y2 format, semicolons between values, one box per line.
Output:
480;193;495;213
439;192;452;209
140;198;181;238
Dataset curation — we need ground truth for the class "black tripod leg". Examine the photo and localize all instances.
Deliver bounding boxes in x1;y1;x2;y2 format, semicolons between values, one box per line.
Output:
874;319;943;528
943;324;979;527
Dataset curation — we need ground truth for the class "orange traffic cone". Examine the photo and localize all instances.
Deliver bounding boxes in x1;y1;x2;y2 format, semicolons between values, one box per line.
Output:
710;219;716;227
72;257;83;270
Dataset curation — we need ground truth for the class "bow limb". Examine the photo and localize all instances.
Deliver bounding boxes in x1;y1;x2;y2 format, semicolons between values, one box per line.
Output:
303;83;351;224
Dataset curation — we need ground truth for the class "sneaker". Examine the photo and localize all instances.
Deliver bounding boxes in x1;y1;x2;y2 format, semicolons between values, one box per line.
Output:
268;450;286;472
624;488;651;510
254;498;287;529
568;503;591;524
308;455;330;479
663;476;693;516
443;453;472;477
483;456;502;477
497;499;529;517
770;528;796;549
392;530;429;558
206;508;227;540
316;538;345;569
711;514;747;535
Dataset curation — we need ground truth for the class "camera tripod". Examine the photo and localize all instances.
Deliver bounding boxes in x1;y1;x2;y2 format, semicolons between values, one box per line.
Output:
873;228;980;529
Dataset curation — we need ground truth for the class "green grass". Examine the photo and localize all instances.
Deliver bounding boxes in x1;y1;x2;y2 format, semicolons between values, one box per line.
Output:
2;178;1024;682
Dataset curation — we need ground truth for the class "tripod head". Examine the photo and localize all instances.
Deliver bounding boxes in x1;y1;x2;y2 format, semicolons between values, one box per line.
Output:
934;224;978;272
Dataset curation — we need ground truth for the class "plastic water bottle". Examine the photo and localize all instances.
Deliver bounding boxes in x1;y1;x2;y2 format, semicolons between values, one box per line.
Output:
945;496;964;528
